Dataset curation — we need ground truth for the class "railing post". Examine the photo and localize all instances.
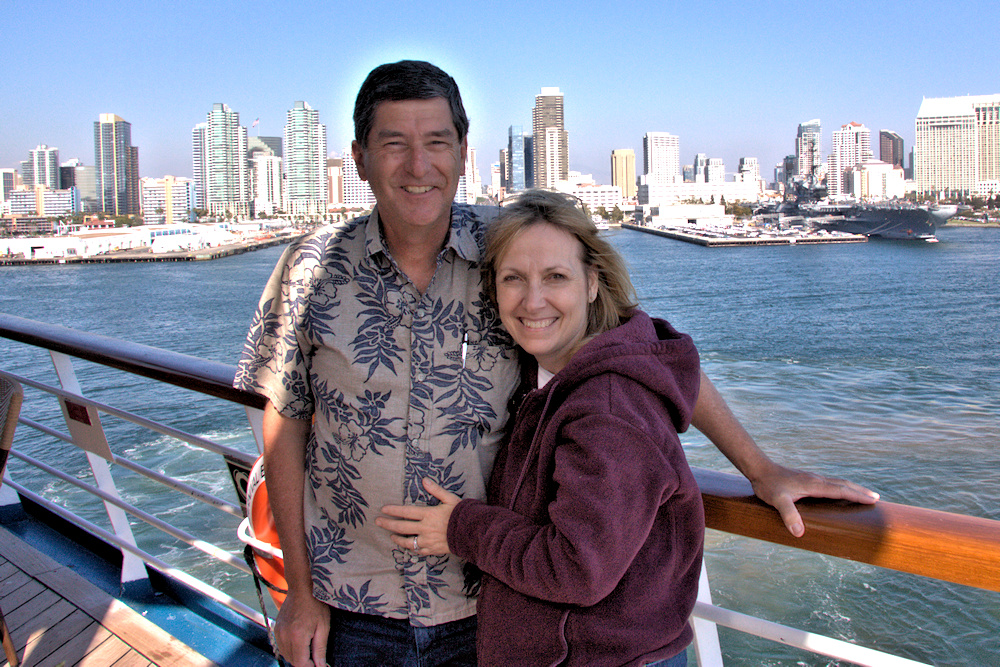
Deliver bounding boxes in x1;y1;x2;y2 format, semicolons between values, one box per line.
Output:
49;350;150;595
691;558;724;666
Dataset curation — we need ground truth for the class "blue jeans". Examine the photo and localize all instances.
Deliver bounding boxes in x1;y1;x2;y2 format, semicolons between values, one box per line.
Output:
324;607;477;667
646;649;688;667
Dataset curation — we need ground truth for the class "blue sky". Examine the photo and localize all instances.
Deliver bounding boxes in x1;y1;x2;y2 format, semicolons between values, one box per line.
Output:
2;0;996;186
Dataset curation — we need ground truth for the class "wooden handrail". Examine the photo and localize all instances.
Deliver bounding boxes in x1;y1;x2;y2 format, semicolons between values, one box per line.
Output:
3;313;999;595
695;468;1000;593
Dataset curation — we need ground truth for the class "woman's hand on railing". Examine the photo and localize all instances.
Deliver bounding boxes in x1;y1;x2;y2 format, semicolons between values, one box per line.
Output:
747;463;880;537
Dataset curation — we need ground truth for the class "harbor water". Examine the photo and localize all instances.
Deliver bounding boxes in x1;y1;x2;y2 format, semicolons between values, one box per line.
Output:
1;226;998;665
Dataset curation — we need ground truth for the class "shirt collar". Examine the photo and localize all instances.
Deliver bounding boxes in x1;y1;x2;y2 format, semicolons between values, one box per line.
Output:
363;204;482;263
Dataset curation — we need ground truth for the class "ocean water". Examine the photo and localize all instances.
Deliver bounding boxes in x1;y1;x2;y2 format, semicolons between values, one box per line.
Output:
1;227;998;665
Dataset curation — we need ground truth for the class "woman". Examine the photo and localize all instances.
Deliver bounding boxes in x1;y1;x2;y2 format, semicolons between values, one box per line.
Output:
377;189;702;667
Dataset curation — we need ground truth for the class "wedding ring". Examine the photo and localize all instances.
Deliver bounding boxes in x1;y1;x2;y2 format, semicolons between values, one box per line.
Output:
413;536;419;551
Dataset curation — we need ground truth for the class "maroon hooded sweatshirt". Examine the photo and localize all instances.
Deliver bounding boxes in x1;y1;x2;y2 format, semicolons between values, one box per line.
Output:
448;310;705;666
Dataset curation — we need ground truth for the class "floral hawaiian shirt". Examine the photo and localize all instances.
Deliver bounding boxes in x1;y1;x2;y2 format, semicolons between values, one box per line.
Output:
235;204;519;627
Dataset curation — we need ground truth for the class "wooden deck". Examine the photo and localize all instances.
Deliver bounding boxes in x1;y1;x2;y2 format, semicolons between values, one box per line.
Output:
0;526;215;667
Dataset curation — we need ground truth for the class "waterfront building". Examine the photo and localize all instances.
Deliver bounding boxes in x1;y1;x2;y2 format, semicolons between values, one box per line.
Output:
880;130;905;170
455;146;481;205
638;178;759;207
738;157;760;184
847;159;905;201
829;122;873;197
507;126;527;192
326;157;343;211
643;133;680;184
692;153;708;183
532;87;568;189
682;165;694;182
341;148;376;209
706;158;725;184
554;172;623;211
94;114;140;216
611;149;637;201
251;154;283;217
796;119;822;181
915;94;1000;196
284;101;328;217
59;159;99;213
140;176;197;225
197;104;251;218
489;162;502;198
9;185;80;217
23;145;60;189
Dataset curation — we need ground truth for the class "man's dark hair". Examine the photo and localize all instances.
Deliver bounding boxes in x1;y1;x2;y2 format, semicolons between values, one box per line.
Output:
353;60;469;147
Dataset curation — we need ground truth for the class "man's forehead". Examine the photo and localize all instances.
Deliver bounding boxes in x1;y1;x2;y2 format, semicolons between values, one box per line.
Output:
370;98;457;134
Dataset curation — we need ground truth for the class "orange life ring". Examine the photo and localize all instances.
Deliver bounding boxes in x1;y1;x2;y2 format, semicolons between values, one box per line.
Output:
246;456;287;608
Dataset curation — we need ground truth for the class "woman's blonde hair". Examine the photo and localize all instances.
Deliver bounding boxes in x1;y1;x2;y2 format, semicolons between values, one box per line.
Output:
483;189;638;336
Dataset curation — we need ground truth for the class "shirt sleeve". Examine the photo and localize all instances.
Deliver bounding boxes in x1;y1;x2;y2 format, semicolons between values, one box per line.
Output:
234;241;315;419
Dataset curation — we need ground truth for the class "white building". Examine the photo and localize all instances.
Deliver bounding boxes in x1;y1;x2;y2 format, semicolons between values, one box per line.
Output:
197;104;251;218
638;178;759;206
252;155;283;217
284;101;328;217
915;94;1000;196
847;160;906;201
643;133;680;183
796;119;822;180
706;158;725;184
341;148;376;209
140;176;197;225
829;122;872;198
8;185;80;217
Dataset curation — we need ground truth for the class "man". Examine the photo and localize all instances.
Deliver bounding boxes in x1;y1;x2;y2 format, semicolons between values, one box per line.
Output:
235;60;877;667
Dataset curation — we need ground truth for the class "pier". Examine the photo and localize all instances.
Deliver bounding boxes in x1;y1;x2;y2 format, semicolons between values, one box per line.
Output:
0;235;301;266
621;222;867;247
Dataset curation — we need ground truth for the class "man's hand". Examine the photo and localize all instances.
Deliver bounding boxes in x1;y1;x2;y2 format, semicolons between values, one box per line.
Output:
748;464;880;537
273;589;330;667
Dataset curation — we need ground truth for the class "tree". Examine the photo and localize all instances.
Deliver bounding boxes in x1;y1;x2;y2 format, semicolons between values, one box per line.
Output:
611;206;623;223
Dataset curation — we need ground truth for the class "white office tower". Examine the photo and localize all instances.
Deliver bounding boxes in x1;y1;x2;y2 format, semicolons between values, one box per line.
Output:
197;104;251;218
642;133;680;183
342;148;376;208
252;154;284;217
915;94;1000;196
456;146;481;204
828;122;872;197
738;157;760;184
24;145;60;189
140;176;197;224
284;101;328;217
532;88;568;189
706;158;725;184
191;123;207;210
796;119;822;180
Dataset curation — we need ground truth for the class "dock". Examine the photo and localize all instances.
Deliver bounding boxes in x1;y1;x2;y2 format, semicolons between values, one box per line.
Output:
0;525;215;667
0;236;301;267
621;222;867;246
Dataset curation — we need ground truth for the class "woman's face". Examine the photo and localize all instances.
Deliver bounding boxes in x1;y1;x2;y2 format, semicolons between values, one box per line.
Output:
494;222;597;374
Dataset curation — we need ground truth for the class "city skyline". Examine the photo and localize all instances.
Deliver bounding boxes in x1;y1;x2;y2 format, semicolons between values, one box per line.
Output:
2;1;998;188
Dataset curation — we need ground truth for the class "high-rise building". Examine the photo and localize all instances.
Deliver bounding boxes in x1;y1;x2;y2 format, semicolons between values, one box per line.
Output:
196;104;251;218
738;157;760;184
327;157;344;209
140;176;197;224
342;148;376;208
642;133;679;183
796;119;822;181
879;130;905;170
915;94;1000;196
507;126;527;192
249;136;283;159
0;169;16;203
611;149;636;200
532;88;568;189
94;114;139;216
706;158;725;184
23;145;60;189
829;122;872;197
692;153;708;183
60;159;99;213
284;101;327;217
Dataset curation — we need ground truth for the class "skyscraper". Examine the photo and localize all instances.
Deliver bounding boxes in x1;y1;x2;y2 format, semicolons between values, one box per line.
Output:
284;101;327;216
507;126;527;192
796;119;822;181
196;104;250;218
532;88;568;189
94;114;139;216
23;145;60;189
692;153;708;183
879;130;905;170
642;133;679;182
915;94;1000;196
611;149;636;200
829;122;872;197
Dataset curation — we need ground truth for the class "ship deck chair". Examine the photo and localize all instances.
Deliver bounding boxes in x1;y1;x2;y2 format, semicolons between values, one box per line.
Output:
0;371;24;666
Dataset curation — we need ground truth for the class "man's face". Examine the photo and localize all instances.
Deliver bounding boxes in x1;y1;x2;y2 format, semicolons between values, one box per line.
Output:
352;97;466;239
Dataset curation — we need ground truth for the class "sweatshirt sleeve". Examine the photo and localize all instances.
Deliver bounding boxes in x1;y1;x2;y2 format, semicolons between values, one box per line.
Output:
448;401;683;607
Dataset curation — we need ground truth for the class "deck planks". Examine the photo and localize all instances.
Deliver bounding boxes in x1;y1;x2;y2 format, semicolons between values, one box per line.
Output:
0;525;215;667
